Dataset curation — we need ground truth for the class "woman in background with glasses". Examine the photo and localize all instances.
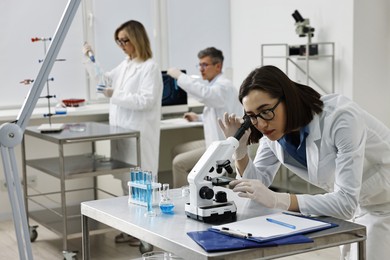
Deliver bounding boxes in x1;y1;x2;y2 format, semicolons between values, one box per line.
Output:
83;20;163;246
219;65;390;260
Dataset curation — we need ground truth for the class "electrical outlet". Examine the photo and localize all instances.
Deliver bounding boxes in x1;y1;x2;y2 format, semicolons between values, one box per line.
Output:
26;175;38;188
0;175;37;191
0;179;7;191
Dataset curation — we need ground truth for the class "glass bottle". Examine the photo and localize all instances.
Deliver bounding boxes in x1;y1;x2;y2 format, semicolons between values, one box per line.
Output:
159;184;175;214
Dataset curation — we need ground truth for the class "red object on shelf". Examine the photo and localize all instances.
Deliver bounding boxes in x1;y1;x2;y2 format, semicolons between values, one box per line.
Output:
31;37;52;42
62;98;85;107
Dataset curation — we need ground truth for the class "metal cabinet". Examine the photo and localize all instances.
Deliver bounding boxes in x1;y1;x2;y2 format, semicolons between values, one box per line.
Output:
21;122;140;257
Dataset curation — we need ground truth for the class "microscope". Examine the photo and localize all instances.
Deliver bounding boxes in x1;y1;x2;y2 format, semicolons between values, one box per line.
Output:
185;117;251;223
290;10;317;56
292;10;314;39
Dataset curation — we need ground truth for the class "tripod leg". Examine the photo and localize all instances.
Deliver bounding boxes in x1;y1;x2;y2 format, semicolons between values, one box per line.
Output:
1;146;33;260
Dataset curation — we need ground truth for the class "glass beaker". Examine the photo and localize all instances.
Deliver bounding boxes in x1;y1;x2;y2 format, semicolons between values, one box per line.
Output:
159;183;175;214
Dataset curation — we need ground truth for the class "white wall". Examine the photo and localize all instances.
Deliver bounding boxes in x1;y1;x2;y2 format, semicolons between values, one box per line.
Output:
0;0;86;108
231;0;354;95
165;0;231;76
353;0;390;125
230;0;390;127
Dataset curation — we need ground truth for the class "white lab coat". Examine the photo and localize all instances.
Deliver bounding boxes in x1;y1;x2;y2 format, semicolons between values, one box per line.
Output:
177;73;243;147
86;57;163;190
243;94;390;260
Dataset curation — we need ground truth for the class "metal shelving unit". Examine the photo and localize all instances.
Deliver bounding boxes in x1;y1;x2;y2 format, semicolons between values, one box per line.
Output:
261;42;335;94
21;121;140;257
261;42;335;195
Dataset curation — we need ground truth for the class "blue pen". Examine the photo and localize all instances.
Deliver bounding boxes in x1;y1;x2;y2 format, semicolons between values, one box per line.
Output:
266;218;296;229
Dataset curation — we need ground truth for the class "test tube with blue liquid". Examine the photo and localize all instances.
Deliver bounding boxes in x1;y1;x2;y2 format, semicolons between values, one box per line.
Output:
143;171;153;202
134;167;142;200
142;171;148;202
151;171;159;203
130;168;136;199
144;171;156;217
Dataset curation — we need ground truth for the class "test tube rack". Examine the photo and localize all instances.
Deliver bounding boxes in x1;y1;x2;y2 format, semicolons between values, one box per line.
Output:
128;181;161;207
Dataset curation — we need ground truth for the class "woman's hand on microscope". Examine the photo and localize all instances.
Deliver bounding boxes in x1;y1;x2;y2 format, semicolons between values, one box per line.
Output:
218;113;251;160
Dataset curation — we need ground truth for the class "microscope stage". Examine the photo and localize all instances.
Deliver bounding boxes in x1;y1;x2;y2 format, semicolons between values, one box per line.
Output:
185;201;237;223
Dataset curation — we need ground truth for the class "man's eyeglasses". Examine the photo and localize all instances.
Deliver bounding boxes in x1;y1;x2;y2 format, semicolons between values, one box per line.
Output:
196;62;216;70
116;38;130;46
246;98;282;125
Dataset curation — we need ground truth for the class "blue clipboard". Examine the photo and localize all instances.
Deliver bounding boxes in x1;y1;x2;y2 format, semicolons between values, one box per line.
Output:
187;213;338;252
187;230;313;252
211;212;338;243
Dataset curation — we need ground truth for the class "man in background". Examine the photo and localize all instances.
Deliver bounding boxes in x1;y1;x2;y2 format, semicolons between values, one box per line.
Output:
168;47;243;188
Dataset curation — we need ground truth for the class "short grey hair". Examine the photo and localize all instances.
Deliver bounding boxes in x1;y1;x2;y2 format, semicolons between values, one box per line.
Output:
198;47;224;65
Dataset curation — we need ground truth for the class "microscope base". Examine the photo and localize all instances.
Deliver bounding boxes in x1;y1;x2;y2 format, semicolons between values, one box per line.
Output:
185;202;237;223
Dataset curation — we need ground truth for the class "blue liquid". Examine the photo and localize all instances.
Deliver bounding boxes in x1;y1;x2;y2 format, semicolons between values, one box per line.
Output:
160;204;175;214
146;184;153;212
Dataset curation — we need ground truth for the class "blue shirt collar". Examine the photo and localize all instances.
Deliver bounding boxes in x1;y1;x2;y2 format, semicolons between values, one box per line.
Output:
278;125;310;167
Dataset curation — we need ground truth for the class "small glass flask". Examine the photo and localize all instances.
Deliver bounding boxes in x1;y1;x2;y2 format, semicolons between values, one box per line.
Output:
55;101;67;115
159;184;175;214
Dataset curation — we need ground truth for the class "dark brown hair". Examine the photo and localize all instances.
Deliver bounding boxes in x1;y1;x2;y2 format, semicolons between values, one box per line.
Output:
239;65;323;144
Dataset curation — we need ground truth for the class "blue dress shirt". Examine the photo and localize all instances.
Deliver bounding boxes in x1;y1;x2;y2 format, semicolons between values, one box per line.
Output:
278;126;309;167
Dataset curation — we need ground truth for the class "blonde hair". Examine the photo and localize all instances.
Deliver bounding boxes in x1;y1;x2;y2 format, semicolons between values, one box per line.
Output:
115;20;152;61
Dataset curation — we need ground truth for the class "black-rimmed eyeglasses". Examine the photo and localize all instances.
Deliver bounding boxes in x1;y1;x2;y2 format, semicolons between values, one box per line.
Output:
116;39;130;46
246;98;282;125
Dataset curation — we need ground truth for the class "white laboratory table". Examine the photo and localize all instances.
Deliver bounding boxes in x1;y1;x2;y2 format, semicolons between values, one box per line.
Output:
160;117;203;130
81;187;366;260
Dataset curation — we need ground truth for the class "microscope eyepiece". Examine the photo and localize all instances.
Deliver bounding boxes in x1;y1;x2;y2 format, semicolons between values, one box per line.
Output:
233;116;251;141
292;10;304;23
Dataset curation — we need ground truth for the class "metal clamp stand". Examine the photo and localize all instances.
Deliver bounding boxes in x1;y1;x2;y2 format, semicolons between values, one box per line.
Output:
0;1;81;259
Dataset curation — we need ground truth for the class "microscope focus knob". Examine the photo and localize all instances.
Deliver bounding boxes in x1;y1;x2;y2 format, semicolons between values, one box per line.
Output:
199;186;214;200
215;191;227;203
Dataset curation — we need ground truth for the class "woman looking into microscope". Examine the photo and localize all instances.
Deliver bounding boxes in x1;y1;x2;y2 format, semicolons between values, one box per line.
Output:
219;65;390;260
